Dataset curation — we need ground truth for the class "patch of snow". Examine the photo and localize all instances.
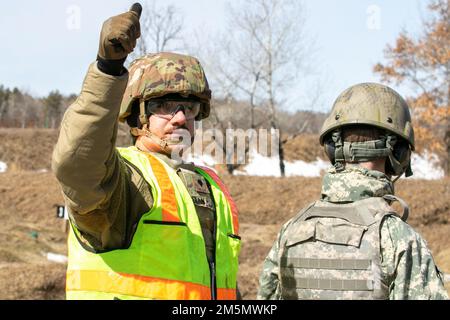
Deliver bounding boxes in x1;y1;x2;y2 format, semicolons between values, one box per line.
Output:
184;153;218;168
285;158;330;177
445;274;450;283
0;161;7;173
235;151;329;177
184;149;445;180
239;150;445;180
46;252;68;264
409;150;444;180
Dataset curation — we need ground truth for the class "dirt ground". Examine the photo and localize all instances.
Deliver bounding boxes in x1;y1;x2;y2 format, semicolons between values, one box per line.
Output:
0;128;448;299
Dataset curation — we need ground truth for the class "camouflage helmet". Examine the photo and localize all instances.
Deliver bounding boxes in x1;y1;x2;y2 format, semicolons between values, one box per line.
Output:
319;83;415;177
319;82;414;149
119;52;211;123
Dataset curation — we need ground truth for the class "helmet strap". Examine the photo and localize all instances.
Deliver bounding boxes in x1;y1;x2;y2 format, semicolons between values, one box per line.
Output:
332;130;345;172
332;130;410;178
342;140;390;162
130;124;170;153
130;98;170;153
391;172;403;184
384;134;408;177
139;98;148;125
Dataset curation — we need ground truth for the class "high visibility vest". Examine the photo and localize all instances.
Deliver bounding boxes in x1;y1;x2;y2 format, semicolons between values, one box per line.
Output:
66;146;240;300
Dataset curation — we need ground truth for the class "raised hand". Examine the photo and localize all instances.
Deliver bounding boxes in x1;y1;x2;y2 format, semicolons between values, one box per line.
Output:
98;3;142;61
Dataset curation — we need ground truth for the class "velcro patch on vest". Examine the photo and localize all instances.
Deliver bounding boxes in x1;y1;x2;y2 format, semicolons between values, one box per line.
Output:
285;218;367;248
177;168;215;211
191;195;215;209
315;219;367;247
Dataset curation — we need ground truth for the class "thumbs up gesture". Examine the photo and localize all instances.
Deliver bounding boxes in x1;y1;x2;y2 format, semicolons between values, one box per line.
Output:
98;3;142;61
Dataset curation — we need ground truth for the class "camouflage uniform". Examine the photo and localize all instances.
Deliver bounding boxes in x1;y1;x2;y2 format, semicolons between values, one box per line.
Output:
257;166;448;300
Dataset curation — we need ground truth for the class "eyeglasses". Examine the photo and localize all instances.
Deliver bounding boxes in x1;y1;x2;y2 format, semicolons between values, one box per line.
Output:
147;100;201;120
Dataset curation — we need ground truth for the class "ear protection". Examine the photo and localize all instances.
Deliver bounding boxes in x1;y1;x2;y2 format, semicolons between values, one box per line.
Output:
386;138;412;177
323;130;343;170
324;138;336;164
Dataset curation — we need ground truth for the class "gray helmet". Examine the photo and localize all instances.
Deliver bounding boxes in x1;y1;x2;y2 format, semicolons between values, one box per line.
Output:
319;83;415;177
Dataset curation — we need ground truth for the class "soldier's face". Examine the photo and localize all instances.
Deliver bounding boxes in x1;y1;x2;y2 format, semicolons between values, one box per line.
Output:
145;110;195;156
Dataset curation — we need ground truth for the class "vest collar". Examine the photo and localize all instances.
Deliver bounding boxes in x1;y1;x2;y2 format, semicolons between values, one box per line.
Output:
130;145;181;168
321;165;394;203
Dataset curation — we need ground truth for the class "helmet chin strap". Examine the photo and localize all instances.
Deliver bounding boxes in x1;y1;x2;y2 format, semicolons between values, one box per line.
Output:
391;172;403;184
131;99;193;155
131;99;170;153
130;124;171;154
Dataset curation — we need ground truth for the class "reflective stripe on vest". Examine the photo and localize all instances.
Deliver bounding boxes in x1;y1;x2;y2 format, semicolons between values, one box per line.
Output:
146;154;180;223
66;270;236;300
66;147;239;300
197;166;239;235
66;270;211;299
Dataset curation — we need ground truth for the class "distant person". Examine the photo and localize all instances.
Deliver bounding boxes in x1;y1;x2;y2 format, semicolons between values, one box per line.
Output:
52;3;240;300
257;83;448;300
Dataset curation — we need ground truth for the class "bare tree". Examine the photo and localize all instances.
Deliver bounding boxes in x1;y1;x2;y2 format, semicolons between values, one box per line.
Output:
129;0;185;60
42;90;65;129
205;99;263;174
0;85;74;128
205;0;313;176
0;85;11;126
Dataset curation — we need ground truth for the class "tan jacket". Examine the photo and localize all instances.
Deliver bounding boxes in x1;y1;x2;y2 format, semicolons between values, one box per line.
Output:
52;63;215;257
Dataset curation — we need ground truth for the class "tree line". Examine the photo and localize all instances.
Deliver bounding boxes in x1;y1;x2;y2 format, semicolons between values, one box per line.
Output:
0;84;326;136
0;86;76;129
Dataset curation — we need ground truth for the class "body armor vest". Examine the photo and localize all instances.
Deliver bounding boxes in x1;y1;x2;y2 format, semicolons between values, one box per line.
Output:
278;196;405;300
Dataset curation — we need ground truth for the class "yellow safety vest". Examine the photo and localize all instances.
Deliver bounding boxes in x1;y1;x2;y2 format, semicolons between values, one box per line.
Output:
66;146;240;300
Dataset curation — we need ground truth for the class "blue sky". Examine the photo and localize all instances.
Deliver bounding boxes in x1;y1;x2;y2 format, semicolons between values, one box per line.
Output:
0;0;428;112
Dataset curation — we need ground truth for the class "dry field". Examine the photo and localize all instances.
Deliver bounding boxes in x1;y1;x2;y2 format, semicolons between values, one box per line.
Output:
0;128;448;299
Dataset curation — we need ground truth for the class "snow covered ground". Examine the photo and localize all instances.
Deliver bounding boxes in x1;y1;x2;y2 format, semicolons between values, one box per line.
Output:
0;161;48;174
0;161;7;173
185;150;445;180
184;153;218;168
233;152;329;177
410;150;445;180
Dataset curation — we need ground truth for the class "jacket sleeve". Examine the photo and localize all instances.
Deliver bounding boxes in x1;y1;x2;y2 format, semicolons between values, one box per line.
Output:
257;239;281;300
257;222;290;300
51;62;141;251
380;216;449;300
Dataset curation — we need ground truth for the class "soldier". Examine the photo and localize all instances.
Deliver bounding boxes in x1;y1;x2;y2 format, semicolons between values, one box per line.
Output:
257;83;448;300
52;3;240;300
